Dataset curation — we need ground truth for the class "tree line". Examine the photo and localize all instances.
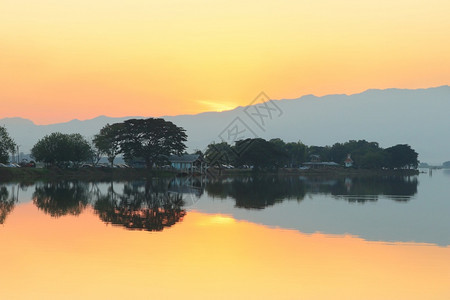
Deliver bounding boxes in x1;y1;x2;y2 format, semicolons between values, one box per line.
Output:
1;120;418;170
205;138;419;170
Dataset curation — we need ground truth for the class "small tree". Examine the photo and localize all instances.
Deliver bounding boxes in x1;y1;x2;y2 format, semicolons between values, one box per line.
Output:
284;141;308;167
359;151;388;169
31;132;92;167
88;138;102;167
0;126;16;163
93;123;125;167
68;134;93;167
234;138;288;170
204;142;234;167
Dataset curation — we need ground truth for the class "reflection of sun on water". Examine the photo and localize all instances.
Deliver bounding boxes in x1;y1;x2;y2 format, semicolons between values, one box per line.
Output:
196;214;236;226
1;204;450;299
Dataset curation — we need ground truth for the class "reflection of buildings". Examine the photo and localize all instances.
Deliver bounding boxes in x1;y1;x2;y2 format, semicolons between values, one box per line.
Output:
344;178;352;192
299;177;339;193
303;155;341;169
334;194;379;203
168;176;205;199
303;161;341;168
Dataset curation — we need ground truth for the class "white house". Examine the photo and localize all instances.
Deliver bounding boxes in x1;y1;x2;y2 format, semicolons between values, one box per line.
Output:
344;154;353;168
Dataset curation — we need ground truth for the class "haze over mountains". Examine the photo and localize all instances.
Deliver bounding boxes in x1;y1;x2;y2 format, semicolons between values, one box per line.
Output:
1;86;449;164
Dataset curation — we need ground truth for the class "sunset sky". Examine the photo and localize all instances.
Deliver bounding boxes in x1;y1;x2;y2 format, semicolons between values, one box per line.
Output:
1;0;449;124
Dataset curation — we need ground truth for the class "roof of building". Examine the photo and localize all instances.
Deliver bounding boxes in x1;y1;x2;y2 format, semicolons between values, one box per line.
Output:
169;154;201;163
344;154;353;163
303;162;340;166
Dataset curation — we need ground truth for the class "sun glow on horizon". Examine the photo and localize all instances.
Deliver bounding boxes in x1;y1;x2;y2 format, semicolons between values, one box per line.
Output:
196;100;238;113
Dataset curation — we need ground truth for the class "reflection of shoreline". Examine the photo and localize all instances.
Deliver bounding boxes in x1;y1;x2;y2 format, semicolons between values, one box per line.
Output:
215;168;420;177
205;175;418;208
443;169;450;176
2;175;448;246
333;194;414;203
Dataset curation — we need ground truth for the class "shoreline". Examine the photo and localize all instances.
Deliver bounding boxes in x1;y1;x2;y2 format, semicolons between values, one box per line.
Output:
212;167;420;178
0;167;419;183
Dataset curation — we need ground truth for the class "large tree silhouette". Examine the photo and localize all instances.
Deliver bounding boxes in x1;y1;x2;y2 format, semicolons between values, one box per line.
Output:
119;118;187;169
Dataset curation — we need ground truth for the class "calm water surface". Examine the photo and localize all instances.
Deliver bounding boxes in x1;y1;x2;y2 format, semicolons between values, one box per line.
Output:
1;170;449;299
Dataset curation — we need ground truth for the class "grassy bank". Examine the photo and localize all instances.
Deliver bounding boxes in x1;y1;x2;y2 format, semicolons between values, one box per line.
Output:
0;167;174;182
0;166;419;183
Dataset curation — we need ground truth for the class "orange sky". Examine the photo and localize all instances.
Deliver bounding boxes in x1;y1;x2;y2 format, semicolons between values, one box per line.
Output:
1;0;449;124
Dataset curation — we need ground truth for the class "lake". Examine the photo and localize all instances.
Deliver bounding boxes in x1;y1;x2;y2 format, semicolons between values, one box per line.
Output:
1;169;449;299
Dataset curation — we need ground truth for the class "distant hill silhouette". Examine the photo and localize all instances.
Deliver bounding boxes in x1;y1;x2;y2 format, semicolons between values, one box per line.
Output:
1;86;449;164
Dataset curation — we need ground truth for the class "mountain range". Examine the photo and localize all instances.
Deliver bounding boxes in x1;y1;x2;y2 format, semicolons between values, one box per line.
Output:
1;86;449;164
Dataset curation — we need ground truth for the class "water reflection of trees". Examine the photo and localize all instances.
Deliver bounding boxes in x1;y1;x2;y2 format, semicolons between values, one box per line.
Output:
32;181;90;217
25;174;419;219
0;183;32;224
93;180;186;232
206;176;306;209
28;178;187;231
205;175;419;208
0;186;14;224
